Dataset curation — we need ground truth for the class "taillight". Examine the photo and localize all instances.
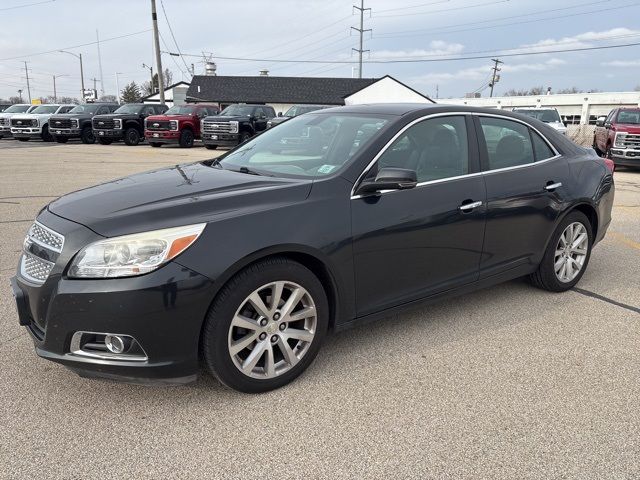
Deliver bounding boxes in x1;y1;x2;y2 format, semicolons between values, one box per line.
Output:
604;158;615;173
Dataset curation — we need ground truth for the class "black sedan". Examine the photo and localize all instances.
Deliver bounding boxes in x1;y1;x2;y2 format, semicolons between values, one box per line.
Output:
11;104;614;393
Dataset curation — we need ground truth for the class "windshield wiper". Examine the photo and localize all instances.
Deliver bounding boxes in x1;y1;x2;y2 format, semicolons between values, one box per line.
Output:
231;166;273;176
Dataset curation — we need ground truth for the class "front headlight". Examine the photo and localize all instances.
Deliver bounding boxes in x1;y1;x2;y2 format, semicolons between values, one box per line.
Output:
68;223;206;278
71;119;79;128
614;133;626;147
229;121;239;133
170;120;178;131
114;119;122;129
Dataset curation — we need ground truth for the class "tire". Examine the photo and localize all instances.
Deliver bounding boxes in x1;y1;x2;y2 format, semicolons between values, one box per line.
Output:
202;257;329;393
205;144;217;150
18;138;29;142
530;210;593;292
80;126;95;144
97;138;112;145
239;131;251;143
124;127;141;146
41;125;53;142
54;137;68;143
592;138;602;156
150;142;162;148
178;129;194;148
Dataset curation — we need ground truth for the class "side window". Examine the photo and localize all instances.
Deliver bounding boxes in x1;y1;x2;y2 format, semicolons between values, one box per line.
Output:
606;110;616;123
266;107;275;118
373;116;469;183
254;107;265;118
97;106;109;115
530;130;556;161
479;117;534;171
142;105;155;116
59;106;73;113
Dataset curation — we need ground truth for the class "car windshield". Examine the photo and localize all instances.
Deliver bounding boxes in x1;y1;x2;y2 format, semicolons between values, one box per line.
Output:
284;106;322;117
4;104;31;113
617;110;640;124
220;105;255;116
30;105;59;114
515;109;562;123
68;105;100;114
114;104;143;114
213;113;390;178
165;105;196;115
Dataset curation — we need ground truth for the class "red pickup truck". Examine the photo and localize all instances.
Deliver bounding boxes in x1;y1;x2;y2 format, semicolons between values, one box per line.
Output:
144;103;219;148
593;107;640;169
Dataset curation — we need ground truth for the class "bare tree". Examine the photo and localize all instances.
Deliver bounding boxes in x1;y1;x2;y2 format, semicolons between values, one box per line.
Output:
9;96;22;104
99;95;117;102
141;68;173;96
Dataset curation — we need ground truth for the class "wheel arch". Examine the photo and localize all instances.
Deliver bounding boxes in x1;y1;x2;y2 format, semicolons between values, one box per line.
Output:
542;201;599;255
124;120;143;132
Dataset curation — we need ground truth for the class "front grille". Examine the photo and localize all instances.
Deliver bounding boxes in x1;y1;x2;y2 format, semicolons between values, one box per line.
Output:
51;118;72;129
202;121;235;134
146;120;172;131
20;252;54;284
618;133;640;149
11;118;37;127
93;118;116;129
1;118;9;126
28;222;64;252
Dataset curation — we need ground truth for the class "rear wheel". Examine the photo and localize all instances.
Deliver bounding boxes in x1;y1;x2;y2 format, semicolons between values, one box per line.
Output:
97;138;112;145
205;144;217;150
54;137;68;143
124;127;141;146
530;210;593;292
179;129;194;148
80;126;95;144
202;257;328;393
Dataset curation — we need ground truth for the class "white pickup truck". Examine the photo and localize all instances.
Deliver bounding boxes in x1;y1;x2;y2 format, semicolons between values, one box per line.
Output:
10;104;76;141
0;104;38;138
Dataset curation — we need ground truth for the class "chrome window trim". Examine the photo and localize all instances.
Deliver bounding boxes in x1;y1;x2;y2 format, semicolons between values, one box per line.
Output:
350;111;562;199
29;220;65;253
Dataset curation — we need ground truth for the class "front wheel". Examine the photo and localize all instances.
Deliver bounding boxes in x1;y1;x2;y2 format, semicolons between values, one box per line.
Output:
124;127;141;146
41;125;53;142
239;131;251;144
530;211;593;292
80;126;95;144
202;257;329;393
178;129;194;148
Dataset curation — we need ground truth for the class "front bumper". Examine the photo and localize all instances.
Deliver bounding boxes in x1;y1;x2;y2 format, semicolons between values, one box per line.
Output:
145;130;180;144
10;211;216;384
51;128;81;138
610;148;640;167
0;125;12;137
202;132;240;146
94;128;123;140
11;128;42;138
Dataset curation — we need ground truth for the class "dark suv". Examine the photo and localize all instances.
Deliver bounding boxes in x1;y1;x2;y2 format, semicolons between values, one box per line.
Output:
201;104;275;149
92;103;168;146
50;103;119;144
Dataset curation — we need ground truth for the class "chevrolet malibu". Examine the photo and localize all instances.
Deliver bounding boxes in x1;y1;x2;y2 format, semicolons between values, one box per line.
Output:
11;104;614;393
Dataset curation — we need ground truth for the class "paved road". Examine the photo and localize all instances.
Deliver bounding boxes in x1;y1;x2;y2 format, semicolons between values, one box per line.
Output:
1;141;639;479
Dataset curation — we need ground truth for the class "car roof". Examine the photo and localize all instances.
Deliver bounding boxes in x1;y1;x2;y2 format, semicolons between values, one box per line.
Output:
316;103;550;119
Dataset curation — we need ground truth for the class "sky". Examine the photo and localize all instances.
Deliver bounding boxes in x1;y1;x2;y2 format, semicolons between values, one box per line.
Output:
1;0;639;101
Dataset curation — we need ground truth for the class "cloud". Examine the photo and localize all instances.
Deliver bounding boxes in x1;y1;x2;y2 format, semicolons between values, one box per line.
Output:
510;27;640;54
602;59;640;67
371;40;465;59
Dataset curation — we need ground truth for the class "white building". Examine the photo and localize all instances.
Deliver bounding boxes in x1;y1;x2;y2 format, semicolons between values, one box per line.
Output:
142;81;190;107
444;91;640;125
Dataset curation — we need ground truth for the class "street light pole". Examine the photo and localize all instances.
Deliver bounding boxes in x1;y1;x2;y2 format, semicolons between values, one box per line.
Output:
18;89;23;102
52;74;69;103
115;72;123;104
59;50;85;102
142;63;153;91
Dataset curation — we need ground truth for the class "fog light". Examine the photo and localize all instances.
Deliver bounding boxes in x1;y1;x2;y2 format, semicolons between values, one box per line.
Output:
105;335;126;354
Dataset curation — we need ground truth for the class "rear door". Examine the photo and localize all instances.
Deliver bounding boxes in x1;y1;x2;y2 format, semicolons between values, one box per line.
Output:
351;115;487;316
474;115;570;278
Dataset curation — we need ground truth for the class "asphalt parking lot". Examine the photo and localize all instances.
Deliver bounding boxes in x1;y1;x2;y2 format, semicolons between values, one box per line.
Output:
1;139;639;479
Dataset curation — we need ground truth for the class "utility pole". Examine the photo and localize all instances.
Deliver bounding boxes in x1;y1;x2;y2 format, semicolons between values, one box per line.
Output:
96;30;105;97
150;0;165;103
52;75;68;103
115;72;123;104
489;58;503;98
23;61;31;103
142;63;154;91
351;0;371;79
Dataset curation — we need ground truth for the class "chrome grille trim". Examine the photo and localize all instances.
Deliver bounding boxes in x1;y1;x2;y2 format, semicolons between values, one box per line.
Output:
28;221;64;253
20;252;54;284
202;122;234;134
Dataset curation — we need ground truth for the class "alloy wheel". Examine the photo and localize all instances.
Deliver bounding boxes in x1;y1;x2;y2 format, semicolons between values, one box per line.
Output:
227;281;317;379
554;222;589;283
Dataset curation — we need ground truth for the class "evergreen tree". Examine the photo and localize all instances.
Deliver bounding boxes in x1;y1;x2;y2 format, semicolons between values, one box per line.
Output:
121;82;142;103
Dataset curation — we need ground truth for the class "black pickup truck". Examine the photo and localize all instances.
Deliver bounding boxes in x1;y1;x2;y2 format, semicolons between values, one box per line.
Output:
50;103;119;144
92;103;168;146
201;104;275;149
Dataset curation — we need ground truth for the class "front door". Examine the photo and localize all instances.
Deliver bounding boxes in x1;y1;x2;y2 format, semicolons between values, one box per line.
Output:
474;115;570;277
351;115;487;316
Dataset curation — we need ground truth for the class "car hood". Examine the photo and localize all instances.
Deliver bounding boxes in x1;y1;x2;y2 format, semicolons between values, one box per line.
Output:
146;114;193;122
615;124;640;134
0;112;29;119
93;113;139;120
48;162;312;237
51;113;92;120
11;113;51;120
208;115;250;122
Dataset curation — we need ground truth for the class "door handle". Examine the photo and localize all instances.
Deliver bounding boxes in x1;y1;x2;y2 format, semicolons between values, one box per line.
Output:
459;200;483;212
545;182;562;191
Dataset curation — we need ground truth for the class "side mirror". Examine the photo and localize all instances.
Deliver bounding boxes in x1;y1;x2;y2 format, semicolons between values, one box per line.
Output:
355;167;418;195
595;117;606;127
278;112;283;117
604;122;612;129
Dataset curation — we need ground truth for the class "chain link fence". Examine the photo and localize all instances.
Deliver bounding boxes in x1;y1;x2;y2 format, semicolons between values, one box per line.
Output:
566;125;596;148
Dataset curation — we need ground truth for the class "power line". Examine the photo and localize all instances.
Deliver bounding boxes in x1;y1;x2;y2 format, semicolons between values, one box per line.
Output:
375;0;451;14
0;29;152;62
374;0;510;18
0;0;55;12
159;0;192;76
